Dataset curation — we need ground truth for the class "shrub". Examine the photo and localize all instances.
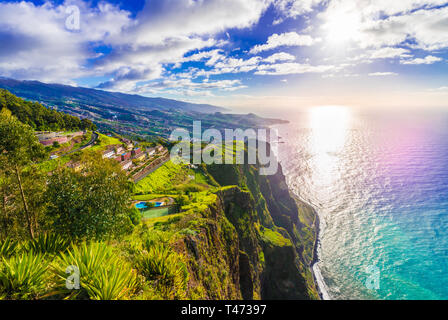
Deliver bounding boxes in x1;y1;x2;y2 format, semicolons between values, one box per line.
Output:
128;207;142;226
135;243;188;299
0;252;49;299
0;238;18;259
53;242;138;300
25;233;71;256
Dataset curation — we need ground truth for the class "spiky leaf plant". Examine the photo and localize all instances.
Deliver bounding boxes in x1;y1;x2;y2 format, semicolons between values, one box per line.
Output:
53;242;138;300
136;243;188;299
0;252;49;299
25;233;71;256
0;238;18;259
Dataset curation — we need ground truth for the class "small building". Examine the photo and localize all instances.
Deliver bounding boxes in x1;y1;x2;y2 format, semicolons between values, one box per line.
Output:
121;151;132;161
131;148;142;156
146;148;156;156
114;155;122;162
102;148;115;159
134;153;146;162
121;138;133;150
115;146;125;154
156;145;164;153
121;160;132;171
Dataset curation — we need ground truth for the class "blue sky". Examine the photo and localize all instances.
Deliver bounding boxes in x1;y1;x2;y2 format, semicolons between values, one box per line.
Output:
0;0;448;111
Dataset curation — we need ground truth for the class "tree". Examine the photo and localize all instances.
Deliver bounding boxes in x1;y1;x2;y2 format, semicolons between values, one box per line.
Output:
0;108;46;239
45;152;134;240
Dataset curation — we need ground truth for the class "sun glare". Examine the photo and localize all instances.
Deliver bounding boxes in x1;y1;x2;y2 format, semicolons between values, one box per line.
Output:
309;106;352;187
322;9;360;46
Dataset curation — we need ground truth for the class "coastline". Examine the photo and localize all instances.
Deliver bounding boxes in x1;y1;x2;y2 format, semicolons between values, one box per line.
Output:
272;126;331;300
309;205;332;300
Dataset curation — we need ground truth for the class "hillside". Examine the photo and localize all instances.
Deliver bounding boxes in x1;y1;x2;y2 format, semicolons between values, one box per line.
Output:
0;78;226;114
0;78;288;142
0;90;317;300
0;89;95;131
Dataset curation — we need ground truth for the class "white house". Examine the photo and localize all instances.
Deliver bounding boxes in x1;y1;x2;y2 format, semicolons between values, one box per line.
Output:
147;148;156;156
121;160;133;171
102;149;115;159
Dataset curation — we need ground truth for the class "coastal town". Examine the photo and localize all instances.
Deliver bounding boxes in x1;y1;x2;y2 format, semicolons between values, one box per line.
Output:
36;130;169;183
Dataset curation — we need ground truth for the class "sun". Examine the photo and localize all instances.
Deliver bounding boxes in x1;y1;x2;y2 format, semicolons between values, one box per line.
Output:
321;8;361;46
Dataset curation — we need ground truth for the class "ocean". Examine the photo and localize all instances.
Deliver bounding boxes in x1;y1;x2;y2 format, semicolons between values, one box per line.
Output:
274;106;448;300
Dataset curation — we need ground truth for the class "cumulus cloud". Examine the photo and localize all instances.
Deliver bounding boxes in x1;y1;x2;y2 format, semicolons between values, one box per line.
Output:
369;47;411;59
250;32;320;54
320;0;448;50
274;0;324;18
0;0;131;83
400;55;443;65
134;78;247;97
0;0;270;92
264;52;296;63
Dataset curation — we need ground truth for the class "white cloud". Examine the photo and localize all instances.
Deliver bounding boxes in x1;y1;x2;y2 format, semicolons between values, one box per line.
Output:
250;32;320;54
368;72;399;76
0;0;131;83
274;0;324;18
319;1;448;50
264;52;296;63
369;47;411;59
255;62;337;75
135;78;247;96
400;55;443;65
0;0;271;92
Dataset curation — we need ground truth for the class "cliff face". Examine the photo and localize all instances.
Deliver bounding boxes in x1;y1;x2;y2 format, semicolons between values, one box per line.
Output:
175;160;319;300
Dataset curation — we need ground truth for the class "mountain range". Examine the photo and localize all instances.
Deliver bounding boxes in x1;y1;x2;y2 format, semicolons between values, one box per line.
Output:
0;78;226;114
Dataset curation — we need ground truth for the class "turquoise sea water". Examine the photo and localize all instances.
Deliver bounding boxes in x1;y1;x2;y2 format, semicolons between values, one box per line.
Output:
275;107;448;300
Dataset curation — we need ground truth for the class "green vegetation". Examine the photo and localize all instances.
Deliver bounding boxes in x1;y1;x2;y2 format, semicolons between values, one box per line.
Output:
91;133;122;151
134;160;188;194
0;251;49;300
54;242;138;300
0;89;95;131
257;225;292;247
0;90;318;301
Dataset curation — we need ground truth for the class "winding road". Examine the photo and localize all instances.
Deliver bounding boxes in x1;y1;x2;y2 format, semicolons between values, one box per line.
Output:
54;131;99;158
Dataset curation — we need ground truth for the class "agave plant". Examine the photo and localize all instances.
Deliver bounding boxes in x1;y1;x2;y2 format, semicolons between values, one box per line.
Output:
0;238;18;259
25;233;71;256
136;243;188;299
0;252;49;300
53;242;138;300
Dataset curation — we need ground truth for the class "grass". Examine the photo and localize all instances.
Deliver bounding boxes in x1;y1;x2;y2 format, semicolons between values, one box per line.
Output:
141;207;173;219
134;160;188;194
132;194;173;201
257;225;292;247
91;133;122;151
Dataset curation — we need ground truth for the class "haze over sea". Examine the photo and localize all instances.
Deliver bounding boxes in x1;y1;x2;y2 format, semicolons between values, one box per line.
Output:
274;107;448;300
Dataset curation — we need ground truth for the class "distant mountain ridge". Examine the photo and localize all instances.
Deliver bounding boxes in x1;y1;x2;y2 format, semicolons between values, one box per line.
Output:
0;78;226;114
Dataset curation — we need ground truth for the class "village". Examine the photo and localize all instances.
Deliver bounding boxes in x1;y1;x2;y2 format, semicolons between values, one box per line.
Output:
35;130;169;183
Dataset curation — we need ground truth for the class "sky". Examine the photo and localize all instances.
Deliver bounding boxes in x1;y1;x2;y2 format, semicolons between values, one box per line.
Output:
0;0;448;113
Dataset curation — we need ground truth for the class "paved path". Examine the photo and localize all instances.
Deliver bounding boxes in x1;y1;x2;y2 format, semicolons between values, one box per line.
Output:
58;131;98;157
